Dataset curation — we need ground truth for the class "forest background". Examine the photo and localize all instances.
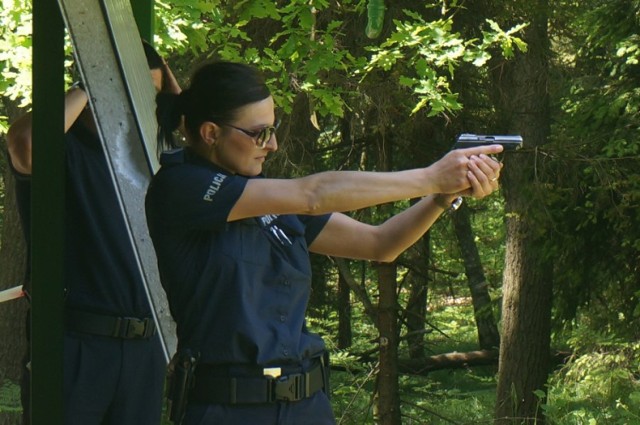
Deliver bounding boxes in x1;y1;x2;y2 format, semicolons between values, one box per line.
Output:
0;0;639;424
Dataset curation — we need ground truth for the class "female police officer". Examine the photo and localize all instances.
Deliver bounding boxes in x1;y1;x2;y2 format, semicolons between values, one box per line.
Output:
145;61;503;425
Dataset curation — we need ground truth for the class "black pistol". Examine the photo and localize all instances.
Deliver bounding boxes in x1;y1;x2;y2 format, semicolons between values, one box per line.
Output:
453;133;523;151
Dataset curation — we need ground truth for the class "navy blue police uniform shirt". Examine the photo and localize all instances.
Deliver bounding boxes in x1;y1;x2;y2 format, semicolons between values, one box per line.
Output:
10;121;152;315
146;148;332;366
61;121;152;317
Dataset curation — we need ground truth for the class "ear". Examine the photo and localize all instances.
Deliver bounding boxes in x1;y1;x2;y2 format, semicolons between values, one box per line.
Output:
199;121;220;146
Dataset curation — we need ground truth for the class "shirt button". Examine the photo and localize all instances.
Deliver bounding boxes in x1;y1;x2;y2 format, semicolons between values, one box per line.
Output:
283;279;290;286
279;315;287;322
282;349;289;356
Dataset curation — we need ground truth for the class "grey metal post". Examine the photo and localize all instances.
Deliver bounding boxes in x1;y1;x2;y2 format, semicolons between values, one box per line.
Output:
57;0;177;361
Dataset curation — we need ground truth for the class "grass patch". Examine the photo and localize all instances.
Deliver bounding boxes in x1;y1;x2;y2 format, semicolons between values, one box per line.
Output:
0;380;22;422
327;298;500;424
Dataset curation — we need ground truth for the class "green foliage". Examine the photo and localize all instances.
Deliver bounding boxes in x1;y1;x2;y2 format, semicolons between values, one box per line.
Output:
544;0;640;336
0;380;21;413
0;0;33;110
153;1;365;118
479;19;528;60
154;0;218;54
362;11;526;116
152;1;526;123
543;334;640;425
401;376;495;425
309;290;500;424
304;198;507;422
0;0;78;118
365;0;385;39
0;115;7;139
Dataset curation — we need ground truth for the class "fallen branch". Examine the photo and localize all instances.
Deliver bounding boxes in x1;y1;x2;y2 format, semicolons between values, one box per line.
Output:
331;349;572;376
399;349;499;375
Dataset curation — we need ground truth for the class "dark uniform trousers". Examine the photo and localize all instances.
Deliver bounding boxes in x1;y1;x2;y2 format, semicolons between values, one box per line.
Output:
63;332;165;425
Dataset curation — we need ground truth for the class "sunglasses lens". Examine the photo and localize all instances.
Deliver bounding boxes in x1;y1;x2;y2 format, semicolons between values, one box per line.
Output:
261;129;270;144
255;120;280;148
258;127;275;147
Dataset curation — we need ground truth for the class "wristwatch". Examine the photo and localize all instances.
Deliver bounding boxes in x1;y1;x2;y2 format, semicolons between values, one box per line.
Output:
434;194;463;213
449;196;463;213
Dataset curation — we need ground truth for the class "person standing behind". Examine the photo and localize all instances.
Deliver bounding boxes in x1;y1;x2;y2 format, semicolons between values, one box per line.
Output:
6;40;180;425
145;61;503;425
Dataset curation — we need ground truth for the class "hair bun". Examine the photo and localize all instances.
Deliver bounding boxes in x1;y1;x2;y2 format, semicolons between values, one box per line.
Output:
156;91;187;149
157;92;185;130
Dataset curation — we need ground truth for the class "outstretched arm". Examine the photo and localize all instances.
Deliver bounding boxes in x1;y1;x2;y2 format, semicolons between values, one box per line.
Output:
161;60;182;95
228;145;503;222
309;154;502;262
6;86;88;175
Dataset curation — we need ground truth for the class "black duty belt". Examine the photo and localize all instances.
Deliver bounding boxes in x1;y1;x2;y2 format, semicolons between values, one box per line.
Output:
65;309;156;339
190;359;327;404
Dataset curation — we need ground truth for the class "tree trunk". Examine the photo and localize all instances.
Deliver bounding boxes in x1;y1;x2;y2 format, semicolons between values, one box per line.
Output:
375;262;401;425
451;204;500;350
496;208;553;424
405;232;429;359
334;258;377;324
0;158;29;425
492;1;553;423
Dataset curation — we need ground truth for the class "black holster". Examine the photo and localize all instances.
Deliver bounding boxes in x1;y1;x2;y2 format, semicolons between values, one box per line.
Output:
167;349;199;424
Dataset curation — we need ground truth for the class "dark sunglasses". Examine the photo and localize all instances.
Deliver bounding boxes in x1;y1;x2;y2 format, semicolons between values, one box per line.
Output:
221;119;281;149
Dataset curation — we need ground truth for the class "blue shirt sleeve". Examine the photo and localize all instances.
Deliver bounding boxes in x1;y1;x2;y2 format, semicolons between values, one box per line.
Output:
298;213;332;246
147;149;332;238
147;159;248;231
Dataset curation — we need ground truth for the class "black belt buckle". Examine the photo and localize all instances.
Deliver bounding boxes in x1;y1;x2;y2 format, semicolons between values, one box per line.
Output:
272;373;304;402
117;317;155;339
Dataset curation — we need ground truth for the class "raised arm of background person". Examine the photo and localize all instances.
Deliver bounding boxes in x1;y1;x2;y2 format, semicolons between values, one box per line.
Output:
161;60;182;95
308;153;502;262
6;86;88;175
227;144;503;222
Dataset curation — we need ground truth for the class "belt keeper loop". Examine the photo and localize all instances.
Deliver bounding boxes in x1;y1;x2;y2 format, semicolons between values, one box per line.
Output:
304;371;311;397
229;377;237;404
143;318;153;338
112;317;123;338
